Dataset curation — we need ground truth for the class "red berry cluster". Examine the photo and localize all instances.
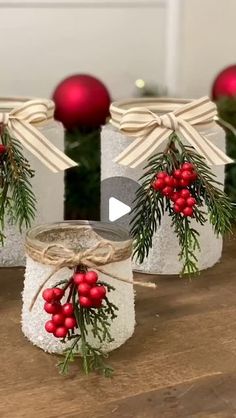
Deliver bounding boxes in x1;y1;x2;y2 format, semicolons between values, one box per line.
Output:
0;144;6;155
152;162;197;217
43;288;76;339
74;270;106;308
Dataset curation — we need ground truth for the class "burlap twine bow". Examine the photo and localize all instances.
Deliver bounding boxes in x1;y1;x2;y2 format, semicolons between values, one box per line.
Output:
0;97;77;172
110;96;233;168
28;239;156;311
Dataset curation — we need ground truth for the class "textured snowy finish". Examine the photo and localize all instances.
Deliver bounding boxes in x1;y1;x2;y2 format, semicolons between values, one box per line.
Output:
22;256;135;354
101;123;225;274
0;121;64;266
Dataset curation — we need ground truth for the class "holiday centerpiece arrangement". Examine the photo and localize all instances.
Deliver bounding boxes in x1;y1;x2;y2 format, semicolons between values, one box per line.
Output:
22;221;144;376
101;97;234;275
0;97;76;265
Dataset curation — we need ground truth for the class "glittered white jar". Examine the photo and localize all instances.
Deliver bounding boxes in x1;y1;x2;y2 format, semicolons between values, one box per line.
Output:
22;221;135;354
101;98;225;274
0;97;64;267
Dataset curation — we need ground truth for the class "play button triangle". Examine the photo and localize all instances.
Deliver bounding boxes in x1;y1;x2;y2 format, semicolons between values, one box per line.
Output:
109;197;131;222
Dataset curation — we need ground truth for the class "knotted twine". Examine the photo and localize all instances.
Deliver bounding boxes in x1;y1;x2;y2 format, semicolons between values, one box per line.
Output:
110;96;233;168
27;239;156;311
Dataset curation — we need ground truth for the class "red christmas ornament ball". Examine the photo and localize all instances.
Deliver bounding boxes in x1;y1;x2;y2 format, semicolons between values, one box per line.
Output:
212;65;236;100
52;74;111;129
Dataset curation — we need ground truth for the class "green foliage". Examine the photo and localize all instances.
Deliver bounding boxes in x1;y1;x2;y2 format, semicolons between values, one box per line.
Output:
65;128;100;220
130;133;233;276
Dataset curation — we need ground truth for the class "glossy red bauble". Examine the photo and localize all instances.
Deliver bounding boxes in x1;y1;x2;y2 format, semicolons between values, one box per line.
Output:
64;317;77;329
78;282;91;296
212;65;236;100
73;272;86;286
54;327;68;339
45;320;57;334
52;313;65;326
62;303;74;317
52;74;111;129
85;271;98;285
42;288;55;302
79;296;93;308
44;302;61;314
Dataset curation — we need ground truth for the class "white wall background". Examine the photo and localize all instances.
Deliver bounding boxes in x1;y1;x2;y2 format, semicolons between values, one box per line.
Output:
0;0;235;100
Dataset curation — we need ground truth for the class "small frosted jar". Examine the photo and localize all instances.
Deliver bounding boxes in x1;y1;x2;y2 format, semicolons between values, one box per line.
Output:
101;98;225;274
0;97;64;267
22;221;135;354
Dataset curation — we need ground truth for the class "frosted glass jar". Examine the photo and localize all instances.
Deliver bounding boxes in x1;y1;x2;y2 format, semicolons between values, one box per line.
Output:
101;98;225;274
22;221;135;354
0;97;64;266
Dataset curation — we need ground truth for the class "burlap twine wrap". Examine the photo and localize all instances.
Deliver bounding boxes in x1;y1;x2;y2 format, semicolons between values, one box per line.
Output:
26;224;156;311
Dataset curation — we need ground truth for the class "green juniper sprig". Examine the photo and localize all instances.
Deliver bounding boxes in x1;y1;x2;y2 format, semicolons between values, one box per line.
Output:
130;133;234;276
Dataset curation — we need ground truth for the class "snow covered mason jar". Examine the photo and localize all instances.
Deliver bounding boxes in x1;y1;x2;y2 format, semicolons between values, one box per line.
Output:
0;97;66;267
101;97;227;274
22;221;135;354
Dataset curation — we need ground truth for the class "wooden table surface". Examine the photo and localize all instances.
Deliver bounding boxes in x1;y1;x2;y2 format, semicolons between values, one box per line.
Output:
1;235;236;418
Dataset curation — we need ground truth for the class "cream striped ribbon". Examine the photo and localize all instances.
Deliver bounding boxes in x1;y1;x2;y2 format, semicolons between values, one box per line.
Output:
110;96;233;168
0;98;77;173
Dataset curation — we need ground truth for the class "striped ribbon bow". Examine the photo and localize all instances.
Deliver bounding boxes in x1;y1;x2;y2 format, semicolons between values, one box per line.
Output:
113;96;233;168
0;98;77;173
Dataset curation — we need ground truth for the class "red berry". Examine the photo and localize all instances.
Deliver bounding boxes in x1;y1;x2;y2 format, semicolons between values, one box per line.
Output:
156;171;168;179
44;302;61;314
64;317;77;329
164;175;175;187
182;207;194;217
42;288;55;302
79;296;93;308
90;286;106;300
53;288;64;300
73;272;86;285
0;144;7;155
152;179;165;190
85;271;98;285
173;169;182;178
54;327;68;339
78;282;91;296
45;320;57;334
170;192;180;202
162;186;173;197
190;171;198;181
92;299;103;308
180;189;191;198
173;204;182;213
181;170;192;181
186;197;196;207
175;197;186;208
179;178;190;187
181;162;194;171
62;303;74;316
52;313;65;326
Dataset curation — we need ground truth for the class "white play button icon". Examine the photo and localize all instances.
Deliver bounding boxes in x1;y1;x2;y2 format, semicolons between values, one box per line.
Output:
109;197;131;222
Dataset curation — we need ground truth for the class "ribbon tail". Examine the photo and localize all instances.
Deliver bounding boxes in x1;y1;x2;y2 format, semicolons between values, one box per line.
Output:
114;127;171;168
179;121;233;165
8;120;77;173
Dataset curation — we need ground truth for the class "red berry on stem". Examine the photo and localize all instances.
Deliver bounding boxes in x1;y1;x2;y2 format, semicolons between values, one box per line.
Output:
190;171;198;181
64;317;77;329
173;169;182;179
45;320;57;334
90;285;106;300
73;272;86;285
79;296;93;308
170;191;180;202
85;271;98;285
175;197;186;208
78;282;91;296
52;313;65;326
173;204;182;213
181;162;194;171
186;197;196;207
180;189;191;198
152;179;165;190
92;299;103;308
162;186;173;197
179;178;190;187
42;288;55;302
0;144;7;155
53;288;64;300
54;327;68;339
44;302;61;314
62;303;74;316
156;171;167;179
164;175;175;187
181;170;192;181
182;207;194;217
